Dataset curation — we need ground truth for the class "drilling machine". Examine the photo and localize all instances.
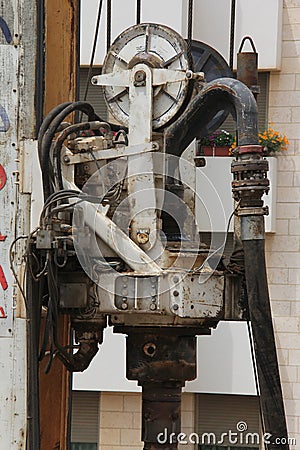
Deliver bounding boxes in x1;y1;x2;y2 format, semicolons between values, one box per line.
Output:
28;22;289;450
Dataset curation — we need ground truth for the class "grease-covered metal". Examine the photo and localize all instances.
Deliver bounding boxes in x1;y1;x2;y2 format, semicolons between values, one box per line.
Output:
125;329;196;449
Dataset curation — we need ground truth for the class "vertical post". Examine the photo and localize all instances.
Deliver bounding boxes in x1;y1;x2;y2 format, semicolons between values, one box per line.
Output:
39;1;79;449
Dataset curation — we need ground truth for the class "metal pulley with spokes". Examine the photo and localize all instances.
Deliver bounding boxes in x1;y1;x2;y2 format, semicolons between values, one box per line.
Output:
93;23;195;129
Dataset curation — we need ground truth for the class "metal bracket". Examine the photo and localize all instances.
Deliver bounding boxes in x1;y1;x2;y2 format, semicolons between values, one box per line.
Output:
63;141;159;165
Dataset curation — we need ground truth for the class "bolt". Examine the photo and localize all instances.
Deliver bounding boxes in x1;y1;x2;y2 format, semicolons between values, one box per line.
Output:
172;304;179;311
173;290;179;297
121;302;128;310
91;77;98;85
173;275;179;284
63;155;70;163
150;303;156;311
135;70;146;82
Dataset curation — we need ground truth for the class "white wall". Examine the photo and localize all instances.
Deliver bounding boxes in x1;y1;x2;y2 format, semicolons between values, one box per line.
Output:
73;322;257;395
80;0;186;65
194;0;283;70
81;0;283;69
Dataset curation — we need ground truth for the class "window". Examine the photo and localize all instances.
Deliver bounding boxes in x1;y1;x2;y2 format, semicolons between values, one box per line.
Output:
71;444;97;450
79;67;108;120
70;391;100;449
195;394;260;449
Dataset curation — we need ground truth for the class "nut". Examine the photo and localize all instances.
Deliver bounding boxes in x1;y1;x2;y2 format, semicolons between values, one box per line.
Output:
136;229;150;244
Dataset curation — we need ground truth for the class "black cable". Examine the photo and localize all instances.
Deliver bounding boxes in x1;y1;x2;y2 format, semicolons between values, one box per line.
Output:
35;0;45;137
82;0;104;104
229;0;236;70
38;102;72;151
40;102;98;199
187;0;194;67
136;0;141;24
114;129;128;146
107;0;112;52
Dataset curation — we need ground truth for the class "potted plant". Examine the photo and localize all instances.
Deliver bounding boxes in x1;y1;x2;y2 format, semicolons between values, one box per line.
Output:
198;130;235;156
230;127;289;156
259;127;289;155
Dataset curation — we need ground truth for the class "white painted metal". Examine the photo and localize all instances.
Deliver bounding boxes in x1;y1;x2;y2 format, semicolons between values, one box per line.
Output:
127;64;157;249
78;200;162;274
0;3;28;446
65;141;159;165
64;179;162;275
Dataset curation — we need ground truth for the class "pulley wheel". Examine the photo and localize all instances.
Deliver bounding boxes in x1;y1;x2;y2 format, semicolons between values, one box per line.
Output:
102;23;191;130
190;40;233;136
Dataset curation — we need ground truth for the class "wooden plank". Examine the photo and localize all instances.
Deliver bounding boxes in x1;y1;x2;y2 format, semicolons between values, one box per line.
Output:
40;1;79;449
44;0;79;114
39;316;71;450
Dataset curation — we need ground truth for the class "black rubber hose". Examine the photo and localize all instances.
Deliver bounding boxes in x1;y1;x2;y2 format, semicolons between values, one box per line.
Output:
242;236;289;450
39;102;97;199
39;101;127;199
57;341;99;372
38;102;72;150
26;270;44;450
165;77;258;156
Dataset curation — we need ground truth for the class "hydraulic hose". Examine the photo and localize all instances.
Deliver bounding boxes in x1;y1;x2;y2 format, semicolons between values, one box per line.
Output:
57;340;99;372
241;217;289;450
39;102;98;199
39;101;127;200
38;102;72;149
165;77;259;156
